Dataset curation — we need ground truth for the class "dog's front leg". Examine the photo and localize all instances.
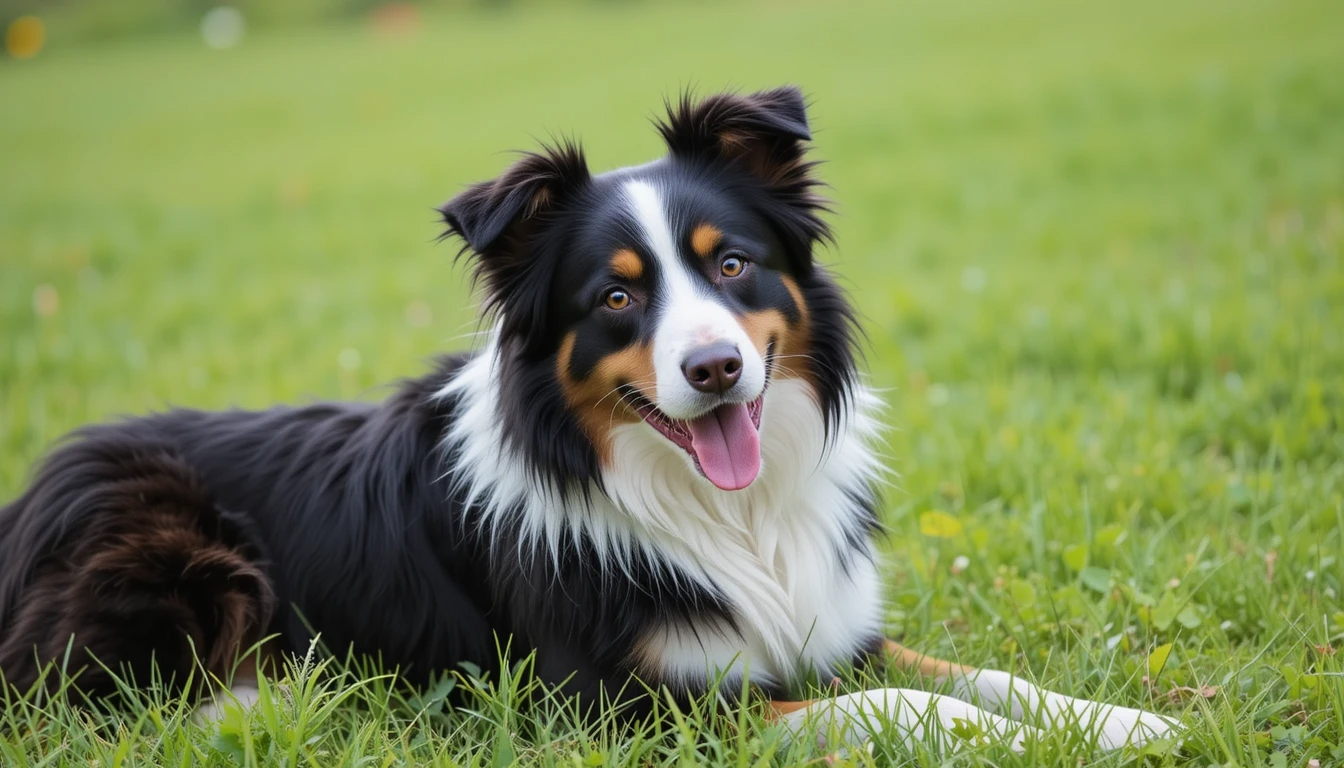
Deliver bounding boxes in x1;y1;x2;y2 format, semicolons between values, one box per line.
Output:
767;691;1040;754
883;640;1179;751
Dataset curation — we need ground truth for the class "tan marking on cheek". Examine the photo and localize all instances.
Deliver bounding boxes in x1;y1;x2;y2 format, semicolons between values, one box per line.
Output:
779;275;810;325
738;308;789;360
610;248;643;281
739;299;812;387
771;275;816;388
690;224;723;259
556;332;655;465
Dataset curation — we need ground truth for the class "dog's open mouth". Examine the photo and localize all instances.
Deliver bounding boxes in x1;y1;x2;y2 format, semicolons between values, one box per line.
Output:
627;347;772;492
633;395;765;491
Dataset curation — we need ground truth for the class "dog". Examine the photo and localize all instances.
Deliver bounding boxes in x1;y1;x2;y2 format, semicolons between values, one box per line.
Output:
0;87;1175;752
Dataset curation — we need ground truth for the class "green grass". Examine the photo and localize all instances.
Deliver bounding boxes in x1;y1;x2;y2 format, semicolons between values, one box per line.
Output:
3;0;1343;763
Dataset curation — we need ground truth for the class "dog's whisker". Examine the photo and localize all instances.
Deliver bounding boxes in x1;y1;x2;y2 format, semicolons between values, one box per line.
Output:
592;379;658;410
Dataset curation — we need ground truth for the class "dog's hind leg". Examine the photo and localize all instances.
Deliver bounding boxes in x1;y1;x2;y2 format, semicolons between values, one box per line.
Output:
882;640;1179;751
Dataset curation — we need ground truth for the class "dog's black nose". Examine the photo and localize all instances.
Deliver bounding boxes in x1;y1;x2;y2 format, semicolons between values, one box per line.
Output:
682;343;743;394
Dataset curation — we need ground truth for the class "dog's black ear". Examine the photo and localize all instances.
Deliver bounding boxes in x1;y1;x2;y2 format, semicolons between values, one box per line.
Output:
439;141;589;350
439;140;590;254
656;87;829;271
657;86;812;178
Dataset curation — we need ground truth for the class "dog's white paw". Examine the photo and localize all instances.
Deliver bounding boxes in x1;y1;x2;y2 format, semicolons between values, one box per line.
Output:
194;684;260;724
778;688;1040;753
954;669;1180;751
1089;704;1179;751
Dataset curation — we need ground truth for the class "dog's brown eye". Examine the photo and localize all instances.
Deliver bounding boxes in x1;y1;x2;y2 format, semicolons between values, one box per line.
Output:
720;256;746;278
604;289;631;310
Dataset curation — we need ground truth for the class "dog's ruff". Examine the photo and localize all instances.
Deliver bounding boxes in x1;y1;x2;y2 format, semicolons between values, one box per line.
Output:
0;86;1178;753
438;332;886;687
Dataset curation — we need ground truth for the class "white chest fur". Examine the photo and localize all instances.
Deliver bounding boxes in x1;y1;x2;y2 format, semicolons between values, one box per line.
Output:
632;535;882;687
439;351;886;688
606;380;885;686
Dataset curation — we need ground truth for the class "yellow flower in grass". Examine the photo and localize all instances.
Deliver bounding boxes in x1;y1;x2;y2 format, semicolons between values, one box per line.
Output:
6;16;45;60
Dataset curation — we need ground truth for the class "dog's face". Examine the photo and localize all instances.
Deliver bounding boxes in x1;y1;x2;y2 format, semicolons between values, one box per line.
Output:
441;88;858;493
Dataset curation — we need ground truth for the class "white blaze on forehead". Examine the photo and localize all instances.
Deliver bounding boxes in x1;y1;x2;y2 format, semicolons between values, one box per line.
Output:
623;180;699;302
621;180;766;420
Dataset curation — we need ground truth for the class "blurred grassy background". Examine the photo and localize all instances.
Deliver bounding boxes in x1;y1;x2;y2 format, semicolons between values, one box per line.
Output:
3;0;1344;761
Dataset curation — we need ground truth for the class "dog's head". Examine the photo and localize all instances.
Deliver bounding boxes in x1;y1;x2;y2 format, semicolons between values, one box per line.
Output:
441;87;859;494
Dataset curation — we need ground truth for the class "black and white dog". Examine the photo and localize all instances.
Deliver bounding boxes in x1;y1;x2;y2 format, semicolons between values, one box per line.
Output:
0;87;1174;751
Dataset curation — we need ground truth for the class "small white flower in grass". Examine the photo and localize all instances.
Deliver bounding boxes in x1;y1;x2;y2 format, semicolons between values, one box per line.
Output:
960;266;987;294
950;555;970;575
926;384;949;406
338;348;362;371
201;6;245;50
1164;278;1187;305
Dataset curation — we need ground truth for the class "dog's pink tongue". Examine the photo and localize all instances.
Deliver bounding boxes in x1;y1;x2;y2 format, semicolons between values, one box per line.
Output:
687;403;761;491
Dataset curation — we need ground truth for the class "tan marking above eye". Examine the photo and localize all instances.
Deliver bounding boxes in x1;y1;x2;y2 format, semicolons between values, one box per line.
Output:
690;224;723;259
610;248;644;281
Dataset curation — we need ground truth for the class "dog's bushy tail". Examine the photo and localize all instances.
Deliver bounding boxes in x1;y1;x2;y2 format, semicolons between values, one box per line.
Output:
0;431;275;699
